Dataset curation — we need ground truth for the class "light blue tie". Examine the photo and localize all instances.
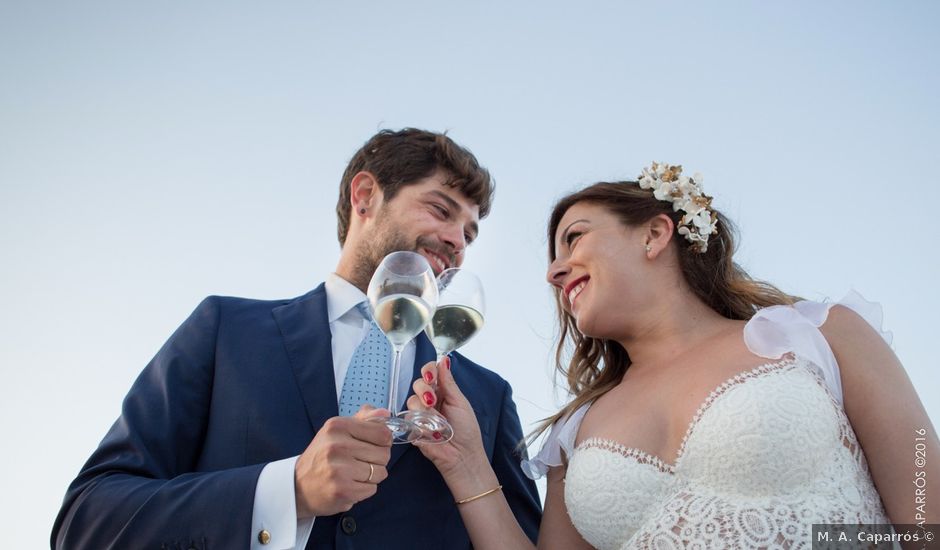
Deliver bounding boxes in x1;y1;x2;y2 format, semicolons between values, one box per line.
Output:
338;303;393;416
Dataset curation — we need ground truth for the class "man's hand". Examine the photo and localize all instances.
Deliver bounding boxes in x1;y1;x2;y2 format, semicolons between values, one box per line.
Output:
294;405;393;517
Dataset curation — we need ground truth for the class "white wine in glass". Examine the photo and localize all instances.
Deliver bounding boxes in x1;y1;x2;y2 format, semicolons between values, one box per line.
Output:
373;294;434;348
366;251;438;443
407;268;485;443
426;305;484;358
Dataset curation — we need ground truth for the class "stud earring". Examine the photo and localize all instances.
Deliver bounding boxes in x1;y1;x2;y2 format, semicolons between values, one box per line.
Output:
359;208;366;215
645;244;652;252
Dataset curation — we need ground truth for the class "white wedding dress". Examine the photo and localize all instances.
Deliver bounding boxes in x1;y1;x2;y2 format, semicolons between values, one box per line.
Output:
523;291;893;549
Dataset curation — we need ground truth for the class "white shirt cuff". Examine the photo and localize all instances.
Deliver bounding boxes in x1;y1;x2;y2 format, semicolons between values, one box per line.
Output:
251;456;315;549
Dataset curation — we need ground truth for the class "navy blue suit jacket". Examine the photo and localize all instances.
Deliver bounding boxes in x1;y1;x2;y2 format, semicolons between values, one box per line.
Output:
52;285;542;549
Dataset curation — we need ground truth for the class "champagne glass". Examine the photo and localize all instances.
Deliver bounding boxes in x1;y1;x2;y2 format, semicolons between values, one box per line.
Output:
367;251;438;443
405;267;485;443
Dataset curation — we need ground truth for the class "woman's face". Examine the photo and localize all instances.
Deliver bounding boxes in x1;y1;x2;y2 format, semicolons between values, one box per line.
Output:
547;201;649;339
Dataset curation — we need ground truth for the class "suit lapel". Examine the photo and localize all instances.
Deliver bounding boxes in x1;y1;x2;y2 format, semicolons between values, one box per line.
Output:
406;332;435;408
272;285;339;432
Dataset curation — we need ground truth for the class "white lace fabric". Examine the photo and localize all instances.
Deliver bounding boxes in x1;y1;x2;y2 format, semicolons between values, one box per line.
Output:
523;291;893;549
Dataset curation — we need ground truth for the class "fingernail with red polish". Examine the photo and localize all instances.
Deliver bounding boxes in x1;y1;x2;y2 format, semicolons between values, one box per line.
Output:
432;431;442;440
423;391;435;406
444;356;451;370
424;371;434;383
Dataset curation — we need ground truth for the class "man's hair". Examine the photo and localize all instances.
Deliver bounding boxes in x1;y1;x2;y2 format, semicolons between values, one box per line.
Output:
336;128;494;245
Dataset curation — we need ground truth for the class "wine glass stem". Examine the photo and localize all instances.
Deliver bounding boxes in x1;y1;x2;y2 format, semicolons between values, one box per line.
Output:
388;346;403;415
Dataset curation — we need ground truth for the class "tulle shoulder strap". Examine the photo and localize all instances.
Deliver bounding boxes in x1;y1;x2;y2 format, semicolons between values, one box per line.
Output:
521;402;590;480
743;289;892;405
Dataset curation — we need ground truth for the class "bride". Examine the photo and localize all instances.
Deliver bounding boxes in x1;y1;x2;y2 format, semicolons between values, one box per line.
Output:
405;163;938;548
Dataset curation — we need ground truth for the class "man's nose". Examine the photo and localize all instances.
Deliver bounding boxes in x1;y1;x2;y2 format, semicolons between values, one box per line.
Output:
441;224;467;257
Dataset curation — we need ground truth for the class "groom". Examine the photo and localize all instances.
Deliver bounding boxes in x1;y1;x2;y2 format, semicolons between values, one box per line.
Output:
52;128;541;549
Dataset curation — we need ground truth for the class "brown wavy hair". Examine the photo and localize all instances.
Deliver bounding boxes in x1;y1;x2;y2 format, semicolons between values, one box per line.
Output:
532;181;798;447
336;128;493;245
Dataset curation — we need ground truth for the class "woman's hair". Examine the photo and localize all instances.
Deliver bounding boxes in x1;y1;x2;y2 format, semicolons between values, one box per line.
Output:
531;180;798;447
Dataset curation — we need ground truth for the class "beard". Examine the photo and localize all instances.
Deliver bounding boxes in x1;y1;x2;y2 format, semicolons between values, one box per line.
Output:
348;216;455;292
348;218;413;292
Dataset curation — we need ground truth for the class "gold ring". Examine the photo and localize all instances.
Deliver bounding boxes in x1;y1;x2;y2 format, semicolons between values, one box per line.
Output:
366;462;375;483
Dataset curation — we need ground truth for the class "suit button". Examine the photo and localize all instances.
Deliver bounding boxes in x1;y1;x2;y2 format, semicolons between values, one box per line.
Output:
341;516;357;534
258;529;272;544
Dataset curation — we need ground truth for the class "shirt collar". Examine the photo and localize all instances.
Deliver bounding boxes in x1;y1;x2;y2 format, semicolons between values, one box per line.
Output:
325;273;369;324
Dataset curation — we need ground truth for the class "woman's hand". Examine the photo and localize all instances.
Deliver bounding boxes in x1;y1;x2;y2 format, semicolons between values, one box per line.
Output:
407;356;493;489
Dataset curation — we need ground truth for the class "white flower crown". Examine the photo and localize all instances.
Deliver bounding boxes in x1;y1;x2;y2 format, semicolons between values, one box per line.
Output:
637;162;718;253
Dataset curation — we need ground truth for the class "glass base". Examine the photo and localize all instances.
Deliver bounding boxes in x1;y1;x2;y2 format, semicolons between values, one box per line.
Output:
369;415;421;444
400;410;454;444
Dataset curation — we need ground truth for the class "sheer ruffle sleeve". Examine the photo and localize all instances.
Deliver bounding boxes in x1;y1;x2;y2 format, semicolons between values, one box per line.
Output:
521;402;590;480
743;289;893;406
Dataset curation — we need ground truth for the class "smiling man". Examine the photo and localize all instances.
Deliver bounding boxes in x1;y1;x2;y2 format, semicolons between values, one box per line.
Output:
52;128;541;550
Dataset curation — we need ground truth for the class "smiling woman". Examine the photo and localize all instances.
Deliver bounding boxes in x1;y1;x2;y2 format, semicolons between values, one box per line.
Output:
402;163;939;550
542;170;796;430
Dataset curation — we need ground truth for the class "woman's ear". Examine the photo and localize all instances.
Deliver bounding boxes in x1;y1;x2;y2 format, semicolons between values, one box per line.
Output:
645;213;675;259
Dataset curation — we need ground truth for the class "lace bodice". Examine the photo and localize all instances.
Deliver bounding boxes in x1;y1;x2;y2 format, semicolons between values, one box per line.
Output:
523;292;893;549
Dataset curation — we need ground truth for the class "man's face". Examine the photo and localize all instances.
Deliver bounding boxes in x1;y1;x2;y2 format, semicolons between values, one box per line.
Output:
353;171;481;287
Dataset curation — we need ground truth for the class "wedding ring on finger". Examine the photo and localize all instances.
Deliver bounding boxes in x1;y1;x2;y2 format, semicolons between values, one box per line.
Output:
366;462;375;483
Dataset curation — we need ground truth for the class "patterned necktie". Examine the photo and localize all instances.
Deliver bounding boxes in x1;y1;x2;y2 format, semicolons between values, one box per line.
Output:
338;303;393;416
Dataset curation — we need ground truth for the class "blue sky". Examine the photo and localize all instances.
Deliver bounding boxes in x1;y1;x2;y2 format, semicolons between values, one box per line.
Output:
2;0;937;539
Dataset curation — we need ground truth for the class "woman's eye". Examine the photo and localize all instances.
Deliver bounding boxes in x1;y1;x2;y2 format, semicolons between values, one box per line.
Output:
566;231;583;246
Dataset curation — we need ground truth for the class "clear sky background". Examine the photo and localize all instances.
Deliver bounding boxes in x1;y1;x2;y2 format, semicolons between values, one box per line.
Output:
2;0;937;540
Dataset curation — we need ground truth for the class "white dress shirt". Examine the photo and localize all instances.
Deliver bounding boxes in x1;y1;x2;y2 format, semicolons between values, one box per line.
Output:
249;274;417;549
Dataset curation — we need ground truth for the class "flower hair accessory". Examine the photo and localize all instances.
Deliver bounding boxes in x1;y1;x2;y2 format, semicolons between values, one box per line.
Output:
637;162;718;253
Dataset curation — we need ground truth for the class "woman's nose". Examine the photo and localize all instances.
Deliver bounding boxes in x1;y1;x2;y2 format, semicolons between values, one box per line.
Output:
546;258;570;287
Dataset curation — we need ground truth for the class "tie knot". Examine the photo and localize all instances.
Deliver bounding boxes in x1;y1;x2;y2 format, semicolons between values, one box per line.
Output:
356;301;373;321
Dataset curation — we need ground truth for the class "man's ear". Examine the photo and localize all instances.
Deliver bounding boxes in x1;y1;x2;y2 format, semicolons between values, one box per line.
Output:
645;213;675;259
350;171;382;216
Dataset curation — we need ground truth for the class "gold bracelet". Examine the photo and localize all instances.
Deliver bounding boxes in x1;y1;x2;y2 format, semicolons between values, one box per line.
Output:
455;485;503;505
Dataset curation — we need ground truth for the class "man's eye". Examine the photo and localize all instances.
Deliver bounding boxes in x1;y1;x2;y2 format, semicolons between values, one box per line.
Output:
432;204;449;218
465;233;474;245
